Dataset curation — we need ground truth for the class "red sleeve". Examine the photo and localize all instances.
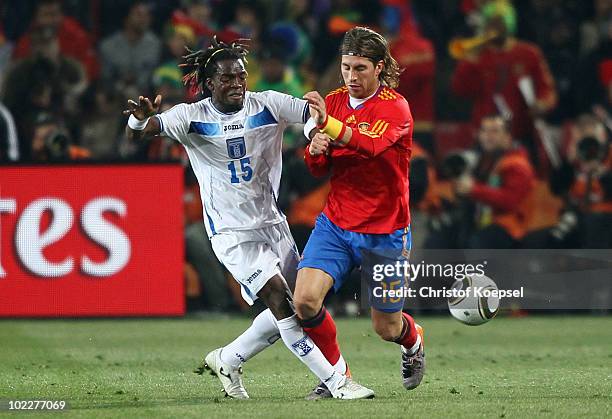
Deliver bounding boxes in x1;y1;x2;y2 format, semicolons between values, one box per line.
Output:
343;99;412;158
451;59;482;98
304;145;331;177
469;164;533;211
528;46;557;109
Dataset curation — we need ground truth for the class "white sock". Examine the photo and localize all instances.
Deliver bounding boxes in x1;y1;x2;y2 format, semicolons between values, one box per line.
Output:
220;309;280;368
402;334;421;356
334;354;347;375
276;314;345;392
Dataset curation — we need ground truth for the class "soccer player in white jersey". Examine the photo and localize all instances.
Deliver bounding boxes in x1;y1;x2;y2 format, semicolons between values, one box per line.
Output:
123;38;373;400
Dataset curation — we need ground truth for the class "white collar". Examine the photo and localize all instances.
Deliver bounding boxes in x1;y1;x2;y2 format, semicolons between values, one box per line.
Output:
348;86;380;109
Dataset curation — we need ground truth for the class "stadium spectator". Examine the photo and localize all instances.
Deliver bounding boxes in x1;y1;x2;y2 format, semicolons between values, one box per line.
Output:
99;1;161;96
524;113;612;248
170;0;218;43
12;0;99;80
227;1;263;41
78;82;124;160
152;24;196;99
452;114;536;248
312;0;363;75
3;26;87;160
562;114;612;247
225;2;265;85
29;113;90;162
451;10;558;162
276;0;319;61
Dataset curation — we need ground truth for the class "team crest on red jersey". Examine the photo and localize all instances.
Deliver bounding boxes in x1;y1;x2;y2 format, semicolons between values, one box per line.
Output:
358;122;370;130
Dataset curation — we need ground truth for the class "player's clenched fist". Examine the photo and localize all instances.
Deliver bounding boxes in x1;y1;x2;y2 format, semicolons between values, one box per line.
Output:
309;133;331;156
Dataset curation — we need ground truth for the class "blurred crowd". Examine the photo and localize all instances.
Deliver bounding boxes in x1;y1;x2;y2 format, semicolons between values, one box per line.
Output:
0;0;610;311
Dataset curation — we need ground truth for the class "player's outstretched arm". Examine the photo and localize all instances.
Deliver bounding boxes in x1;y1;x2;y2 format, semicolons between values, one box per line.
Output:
124;95;163;141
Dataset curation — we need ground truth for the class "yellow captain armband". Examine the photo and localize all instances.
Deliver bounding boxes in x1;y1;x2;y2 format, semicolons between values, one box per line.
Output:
317;115;345;141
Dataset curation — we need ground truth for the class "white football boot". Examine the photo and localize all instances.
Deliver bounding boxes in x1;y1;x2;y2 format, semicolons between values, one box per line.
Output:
329;375;375;400
197;348;249;399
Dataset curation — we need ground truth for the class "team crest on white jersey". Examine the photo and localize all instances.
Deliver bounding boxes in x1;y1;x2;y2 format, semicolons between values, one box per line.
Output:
227;137;246;158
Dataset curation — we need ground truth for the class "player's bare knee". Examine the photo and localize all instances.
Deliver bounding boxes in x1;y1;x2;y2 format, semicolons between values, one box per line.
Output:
293;293;320;320
376;326;400;342
258;275;294;320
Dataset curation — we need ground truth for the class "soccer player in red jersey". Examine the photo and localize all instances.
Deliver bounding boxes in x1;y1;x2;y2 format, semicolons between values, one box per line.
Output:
295;26;425;399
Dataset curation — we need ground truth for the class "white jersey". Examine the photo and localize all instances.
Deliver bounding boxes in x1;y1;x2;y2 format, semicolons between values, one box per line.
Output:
157;90;309;237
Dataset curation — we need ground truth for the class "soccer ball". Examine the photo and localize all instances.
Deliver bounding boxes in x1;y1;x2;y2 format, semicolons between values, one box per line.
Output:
447;274;499;325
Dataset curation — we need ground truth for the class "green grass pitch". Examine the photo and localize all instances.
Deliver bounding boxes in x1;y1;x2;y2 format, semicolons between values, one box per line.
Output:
1;315;611;418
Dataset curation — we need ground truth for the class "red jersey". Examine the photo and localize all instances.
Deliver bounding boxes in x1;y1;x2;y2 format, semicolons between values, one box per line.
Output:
451;39;556;141
304;86;413;234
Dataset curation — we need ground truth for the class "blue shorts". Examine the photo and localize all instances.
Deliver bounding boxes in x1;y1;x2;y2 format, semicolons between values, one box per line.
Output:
298;213;411;311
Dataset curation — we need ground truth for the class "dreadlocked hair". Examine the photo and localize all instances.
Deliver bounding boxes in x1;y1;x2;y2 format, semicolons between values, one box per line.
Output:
180;36;249;95
340;27;401;89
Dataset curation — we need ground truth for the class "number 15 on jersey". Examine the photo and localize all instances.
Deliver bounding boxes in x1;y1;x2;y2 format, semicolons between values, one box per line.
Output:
228;158;253;183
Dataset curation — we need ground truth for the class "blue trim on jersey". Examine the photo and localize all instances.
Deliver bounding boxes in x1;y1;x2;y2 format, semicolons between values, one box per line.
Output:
302;103;309;123
245;107;277;129
189;121;222;136
206;212;217;235
155;115;164;133
241;283;255;301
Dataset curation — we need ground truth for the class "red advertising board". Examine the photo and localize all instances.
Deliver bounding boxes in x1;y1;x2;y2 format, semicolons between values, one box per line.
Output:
0;164;185;317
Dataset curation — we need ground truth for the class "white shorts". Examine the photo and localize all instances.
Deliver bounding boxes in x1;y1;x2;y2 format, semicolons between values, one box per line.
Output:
210;220;300;305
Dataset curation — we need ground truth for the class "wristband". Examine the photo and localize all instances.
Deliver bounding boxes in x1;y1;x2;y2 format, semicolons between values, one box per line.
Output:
316;115;328;129
318;115;345;141
128;114;150;130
